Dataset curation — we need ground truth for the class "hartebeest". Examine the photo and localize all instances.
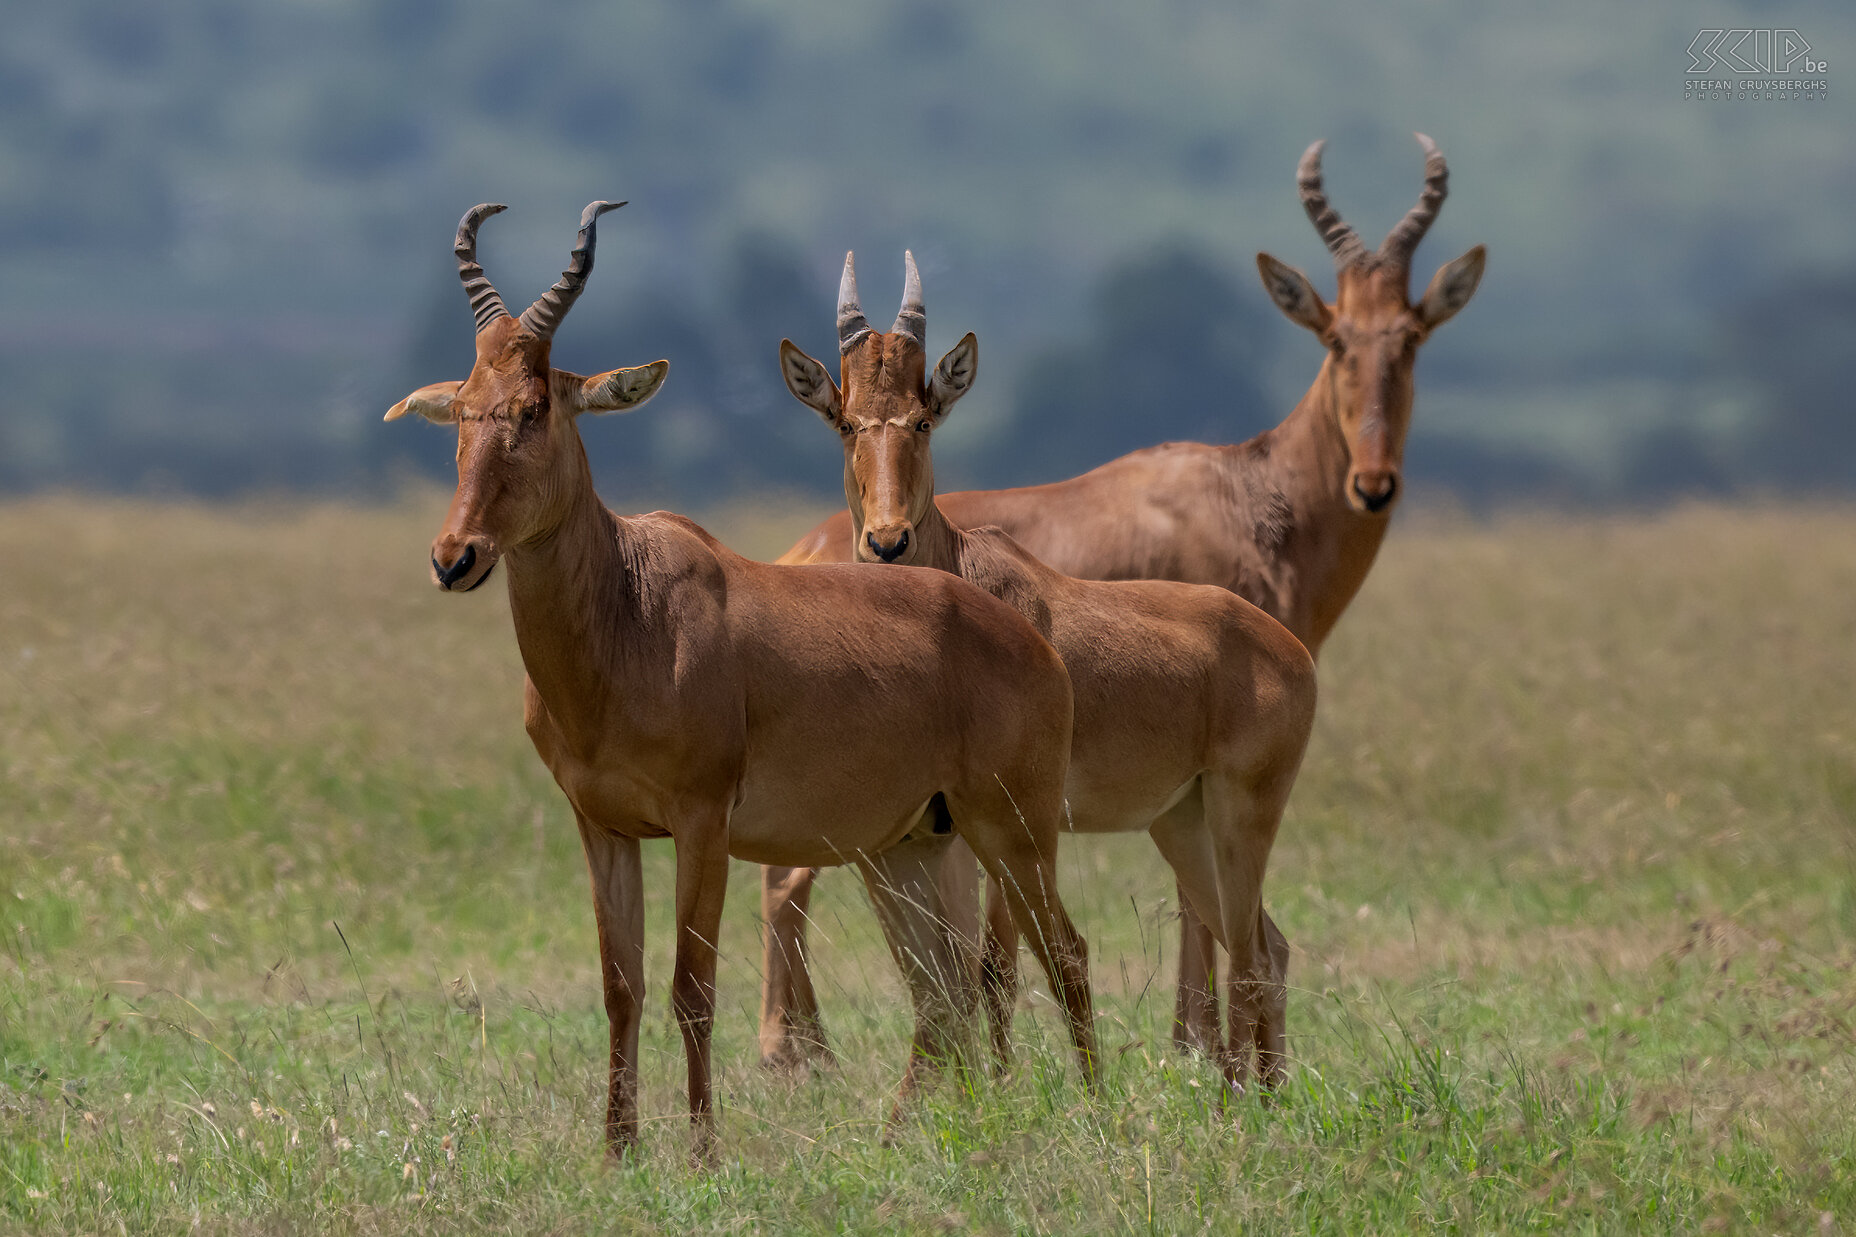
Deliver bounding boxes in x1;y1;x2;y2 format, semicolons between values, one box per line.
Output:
761;134;1485;1062
386;202;1098;1159
773;252;1318;1088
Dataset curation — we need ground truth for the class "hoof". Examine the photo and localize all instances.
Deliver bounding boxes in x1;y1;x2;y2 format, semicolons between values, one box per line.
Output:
758;1048;808;1076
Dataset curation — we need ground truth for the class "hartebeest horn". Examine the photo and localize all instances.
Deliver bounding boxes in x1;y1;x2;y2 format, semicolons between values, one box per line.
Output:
838;251;873;354
456;203;511;334
1296;140;1369;272
1379;133;1449;271
891;250;926;348
517;200;626;341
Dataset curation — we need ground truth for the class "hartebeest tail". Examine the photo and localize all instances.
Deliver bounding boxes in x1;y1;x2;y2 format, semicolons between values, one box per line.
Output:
762;134;1485;1063
387;203;1097;1161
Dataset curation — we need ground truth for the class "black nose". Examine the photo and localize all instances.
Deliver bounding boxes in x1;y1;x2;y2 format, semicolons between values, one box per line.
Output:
1352;476;1398;513
434;543;477;588
866;529;910;562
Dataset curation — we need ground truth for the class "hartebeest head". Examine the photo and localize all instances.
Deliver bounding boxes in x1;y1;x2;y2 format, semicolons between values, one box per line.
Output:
385;202;669;591
779;252;976;566
1256;135;1486;515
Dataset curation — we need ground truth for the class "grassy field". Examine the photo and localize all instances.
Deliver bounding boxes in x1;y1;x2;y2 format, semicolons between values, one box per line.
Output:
2;494;1854;1234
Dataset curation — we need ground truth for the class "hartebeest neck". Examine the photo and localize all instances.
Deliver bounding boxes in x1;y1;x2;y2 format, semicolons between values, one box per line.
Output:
500;452;640;750
1246;355;1393;655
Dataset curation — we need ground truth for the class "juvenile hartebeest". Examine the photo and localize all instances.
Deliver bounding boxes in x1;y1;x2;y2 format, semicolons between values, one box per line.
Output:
761;134;1485;1063
386;202;1098;1159
773;252;1317;1089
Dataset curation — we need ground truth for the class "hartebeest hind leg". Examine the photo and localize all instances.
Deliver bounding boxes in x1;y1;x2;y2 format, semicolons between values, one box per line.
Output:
1172;893;1222;1057
1147;788;1225;1061
761;843;985;1078
758;864;831;1070
1223;907;1290;1092
1151;768;1296;1093
1205;762;1298;1093
981;843;1226;1073
576;816;646;1157
980;875;1019;1070
1252;912;1291;1088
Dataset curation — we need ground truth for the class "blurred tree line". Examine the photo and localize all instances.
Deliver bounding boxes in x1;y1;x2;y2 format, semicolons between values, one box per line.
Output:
8;228;1852;507
0;0;1851;507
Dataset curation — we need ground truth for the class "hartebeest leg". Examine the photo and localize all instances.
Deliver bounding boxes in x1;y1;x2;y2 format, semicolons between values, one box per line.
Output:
980;874;1019;1070
929;834;994;1078
758;864;831;1070
1149;790;1224;1059
953;789;1097;1093
1150;785;1248;1086
1254;910;1291;1089
1173;895;1221;1058
859;834;983;1133
576;815;645;1158
1201;767;1295;1093
671;816;731;1164
934;836;986;1003
1222;908;1284;1092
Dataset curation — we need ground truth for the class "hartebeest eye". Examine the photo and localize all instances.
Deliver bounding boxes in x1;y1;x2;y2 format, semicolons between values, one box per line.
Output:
837;421;854;437
915;419;932;433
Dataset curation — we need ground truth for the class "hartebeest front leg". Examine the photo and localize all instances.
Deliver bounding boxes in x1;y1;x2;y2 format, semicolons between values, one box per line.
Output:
951;783;1098;1093
576;815;645;1158
972;848;1097;1093
758;864;831;1070
858;834;984;1134
932;836;986;1037
671;816;731;1165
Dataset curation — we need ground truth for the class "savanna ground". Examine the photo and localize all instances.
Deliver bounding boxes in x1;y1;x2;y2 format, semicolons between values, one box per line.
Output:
2;494;1853;1234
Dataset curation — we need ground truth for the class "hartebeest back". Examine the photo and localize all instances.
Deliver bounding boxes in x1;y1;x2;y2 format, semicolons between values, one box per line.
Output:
387;202;1098;1161
761;134;1485;1061
773;252;1318;1088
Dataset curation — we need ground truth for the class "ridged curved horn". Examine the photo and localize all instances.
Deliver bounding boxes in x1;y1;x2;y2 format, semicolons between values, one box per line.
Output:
1379;133;1449;271
838;251;872;354
456;204;510;334
891;250;925;347
517;200;626;341
1296;141;1369;271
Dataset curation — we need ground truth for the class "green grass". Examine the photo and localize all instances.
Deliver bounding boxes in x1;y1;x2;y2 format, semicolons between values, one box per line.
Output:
2;495;1855;1233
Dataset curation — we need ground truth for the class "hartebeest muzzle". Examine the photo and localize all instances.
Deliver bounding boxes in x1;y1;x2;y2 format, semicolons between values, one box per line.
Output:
865;526;912;563
431;534;499;592
1349;470;1399;514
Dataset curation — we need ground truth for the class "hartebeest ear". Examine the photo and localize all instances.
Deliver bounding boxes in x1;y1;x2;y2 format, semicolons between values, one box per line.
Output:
927;332;978;422
1256;253;1332;335
555;360;670;416
384;381;463;423
1416;245;1486;330
779;339;841;424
